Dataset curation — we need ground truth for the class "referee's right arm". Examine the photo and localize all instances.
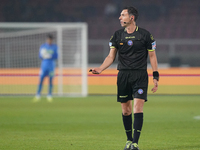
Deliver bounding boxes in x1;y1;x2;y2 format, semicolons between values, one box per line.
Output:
91;48;117;74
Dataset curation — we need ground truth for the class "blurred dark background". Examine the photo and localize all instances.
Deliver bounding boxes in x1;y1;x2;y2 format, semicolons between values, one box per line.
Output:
0;0;200;66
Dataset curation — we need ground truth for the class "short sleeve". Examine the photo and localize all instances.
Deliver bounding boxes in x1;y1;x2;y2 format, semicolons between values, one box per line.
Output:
109;31;118;49
146;32;156;51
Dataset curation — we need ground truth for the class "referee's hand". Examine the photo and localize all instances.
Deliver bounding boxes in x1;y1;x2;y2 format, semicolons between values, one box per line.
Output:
151;79;158;93
89;68;102;74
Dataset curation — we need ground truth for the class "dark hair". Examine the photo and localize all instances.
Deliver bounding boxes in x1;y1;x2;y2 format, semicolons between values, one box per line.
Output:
47;34;53;39
123;6;139;21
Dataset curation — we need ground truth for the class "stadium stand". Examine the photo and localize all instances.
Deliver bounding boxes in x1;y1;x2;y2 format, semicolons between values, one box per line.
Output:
0;0;199;39
0;0;200;65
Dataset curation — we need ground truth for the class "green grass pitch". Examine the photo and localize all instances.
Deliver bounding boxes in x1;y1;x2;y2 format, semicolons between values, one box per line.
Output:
0;95;200;150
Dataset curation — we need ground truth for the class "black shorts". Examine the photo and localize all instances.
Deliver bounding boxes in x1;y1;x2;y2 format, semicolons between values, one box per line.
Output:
117;70;148;103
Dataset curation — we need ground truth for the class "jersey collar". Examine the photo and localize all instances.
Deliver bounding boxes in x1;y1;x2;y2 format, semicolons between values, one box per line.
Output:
124;26;138;33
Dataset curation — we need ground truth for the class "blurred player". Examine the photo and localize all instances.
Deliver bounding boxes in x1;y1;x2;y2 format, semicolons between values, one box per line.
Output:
90;6;159;150
33;34;58;102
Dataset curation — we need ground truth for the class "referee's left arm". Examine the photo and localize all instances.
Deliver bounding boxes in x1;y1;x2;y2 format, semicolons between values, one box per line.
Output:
149;50;159;93
149;50;158;72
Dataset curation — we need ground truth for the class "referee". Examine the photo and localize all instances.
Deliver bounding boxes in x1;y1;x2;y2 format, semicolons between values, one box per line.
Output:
90;6;159;150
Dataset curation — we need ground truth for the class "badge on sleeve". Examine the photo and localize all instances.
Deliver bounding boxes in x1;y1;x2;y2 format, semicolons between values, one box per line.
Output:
151;41;156;50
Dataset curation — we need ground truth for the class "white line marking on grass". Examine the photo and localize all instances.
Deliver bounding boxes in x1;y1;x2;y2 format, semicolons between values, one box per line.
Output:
194;116;200;120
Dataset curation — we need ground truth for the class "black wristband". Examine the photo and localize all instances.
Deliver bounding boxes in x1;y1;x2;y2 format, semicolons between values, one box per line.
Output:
153;71;159;81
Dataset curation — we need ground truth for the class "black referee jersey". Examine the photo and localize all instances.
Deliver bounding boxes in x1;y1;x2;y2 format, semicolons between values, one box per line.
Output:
109;26;156;70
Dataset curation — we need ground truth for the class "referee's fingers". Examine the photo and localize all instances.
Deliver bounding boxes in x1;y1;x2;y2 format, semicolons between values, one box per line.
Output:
151;86;158;93
89;68;101;74
92;70;100;74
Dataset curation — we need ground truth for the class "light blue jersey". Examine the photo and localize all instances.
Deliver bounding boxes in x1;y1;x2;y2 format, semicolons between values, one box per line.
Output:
39;43;58;77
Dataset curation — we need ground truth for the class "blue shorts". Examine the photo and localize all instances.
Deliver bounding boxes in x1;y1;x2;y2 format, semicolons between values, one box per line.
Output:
40;67;55;77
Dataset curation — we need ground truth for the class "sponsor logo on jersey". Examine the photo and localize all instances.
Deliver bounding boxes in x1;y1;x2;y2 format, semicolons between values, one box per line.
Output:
127;40;133;46
152;41;156;50
125;36;135;39
138;89;144;94
109;42;112;47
